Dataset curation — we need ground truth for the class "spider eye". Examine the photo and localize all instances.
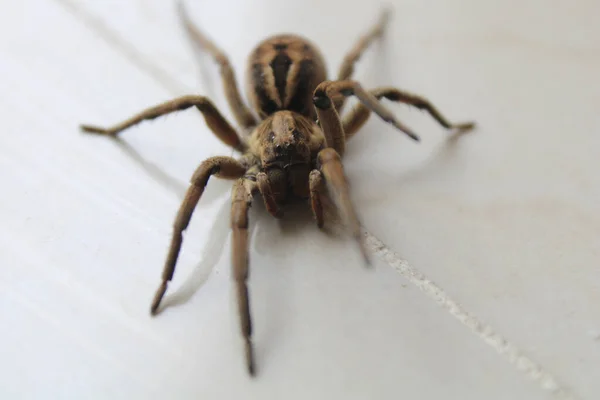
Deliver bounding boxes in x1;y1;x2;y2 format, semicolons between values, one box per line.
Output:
268;132;275;142
292;130;302;140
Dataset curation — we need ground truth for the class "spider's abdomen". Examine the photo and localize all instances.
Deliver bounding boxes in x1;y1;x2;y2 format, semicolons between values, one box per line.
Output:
246;34;327;120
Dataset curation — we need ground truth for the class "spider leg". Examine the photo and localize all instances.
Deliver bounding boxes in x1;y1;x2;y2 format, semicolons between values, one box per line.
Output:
314;80;420;145
343;87;476;139
230;177;258;376
177;1;257;130
336;8;391;112
317;148;369;265
309;169;325;228
256;172;283;218
150;156;246;315
80;95;247;152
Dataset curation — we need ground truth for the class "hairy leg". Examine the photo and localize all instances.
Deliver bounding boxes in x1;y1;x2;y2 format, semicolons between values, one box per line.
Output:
336;9;391;111
317;148;369;264
256;172;283;218
313;80;419;156
230;178;258;375
150;156;247;315
309;169;325;228
177;2;257;130
80;95;247;152
343;87;476;139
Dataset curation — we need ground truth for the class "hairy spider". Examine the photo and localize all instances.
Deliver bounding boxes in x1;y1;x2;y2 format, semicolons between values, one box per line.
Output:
80;4;474;376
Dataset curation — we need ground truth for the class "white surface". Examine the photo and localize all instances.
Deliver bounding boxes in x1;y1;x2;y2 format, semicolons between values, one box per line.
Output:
1;0;598;399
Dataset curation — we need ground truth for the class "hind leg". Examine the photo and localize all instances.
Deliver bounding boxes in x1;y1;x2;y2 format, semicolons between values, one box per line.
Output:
335;9;391;111
178;2;257;130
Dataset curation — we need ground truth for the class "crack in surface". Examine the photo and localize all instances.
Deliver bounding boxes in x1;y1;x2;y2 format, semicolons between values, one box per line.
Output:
364;231;579;400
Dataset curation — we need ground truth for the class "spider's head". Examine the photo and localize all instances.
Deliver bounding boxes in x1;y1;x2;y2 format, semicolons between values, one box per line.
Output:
258;111;313;169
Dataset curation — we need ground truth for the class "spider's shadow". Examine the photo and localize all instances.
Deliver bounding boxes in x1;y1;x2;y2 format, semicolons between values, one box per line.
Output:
176;2;229;114
112;137;232;204
113;137;187;199
398;131;470;184
360;130;471;206
152;190;348;331
106;137;232;311
248;194;350;367
156;195;232;311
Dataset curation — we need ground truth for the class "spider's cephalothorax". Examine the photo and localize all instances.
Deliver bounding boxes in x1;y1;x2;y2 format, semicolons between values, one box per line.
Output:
249;111;324;205
79;4;475;377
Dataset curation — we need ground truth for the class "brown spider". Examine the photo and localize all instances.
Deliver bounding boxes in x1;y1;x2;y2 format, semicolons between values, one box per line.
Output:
80;4;474;376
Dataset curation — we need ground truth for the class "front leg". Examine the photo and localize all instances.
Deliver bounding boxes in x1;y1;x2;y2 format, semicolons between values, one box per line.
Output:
230;178;258;376
150;156;246;315
317;148;369;265
309;170;325;228
343;87;476;139
256;172;283;218
313;80;420;153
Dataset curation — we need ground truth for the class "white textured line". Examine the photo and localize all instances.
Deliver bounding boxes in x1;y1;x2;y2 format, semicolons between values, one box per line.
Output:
364;231;579;400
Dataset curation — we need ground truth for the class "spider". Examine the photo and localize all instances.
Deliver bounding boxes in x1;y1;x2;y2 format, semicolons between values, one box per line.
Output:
80;4;475;376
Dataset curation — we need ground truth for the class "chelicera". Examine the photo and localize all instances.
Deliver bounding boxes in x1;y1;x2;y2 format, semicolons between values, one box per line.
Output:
80;4;474;376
